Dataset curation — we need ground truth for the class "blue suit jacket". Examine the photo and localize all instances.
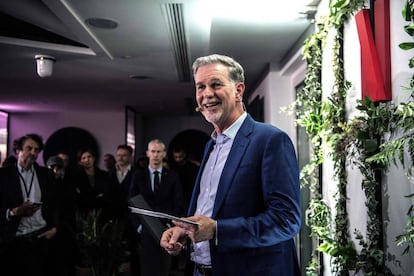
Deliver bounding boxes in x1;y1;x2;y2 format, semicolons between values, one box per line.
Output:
188;114;301;276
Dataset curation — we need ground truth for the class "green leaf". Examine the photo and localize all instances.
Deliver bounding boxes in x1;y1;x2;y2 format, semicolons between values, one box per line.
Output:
404;24;414;36
409;57;414;68
355;130;369;140
399;42;414;50
364;139;378;153
403;0;413;21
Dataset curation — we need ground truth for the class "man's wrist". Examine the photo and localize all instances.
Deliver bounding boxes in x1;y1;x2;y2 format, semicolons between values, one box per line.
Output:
7;208;17;219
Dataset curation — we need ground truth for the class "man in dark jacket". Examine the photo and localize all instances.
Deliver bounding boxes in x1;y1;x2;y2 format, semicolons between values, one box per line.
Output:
130;139;185;276
0;133;57;276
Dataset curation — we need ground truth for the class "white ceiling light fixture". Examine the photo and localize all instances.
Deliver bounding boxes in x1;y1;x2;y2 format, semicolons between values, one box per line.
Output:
35;55;55;77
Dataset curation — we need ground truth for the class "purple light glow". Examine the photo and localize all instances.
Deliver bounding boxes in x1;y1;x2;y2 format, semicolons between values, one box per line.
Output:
0;103;50;112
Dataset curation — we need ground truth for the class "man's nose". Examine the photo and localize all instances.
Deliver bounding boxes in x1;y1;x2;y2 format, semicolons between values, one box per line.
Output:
203;87;214;97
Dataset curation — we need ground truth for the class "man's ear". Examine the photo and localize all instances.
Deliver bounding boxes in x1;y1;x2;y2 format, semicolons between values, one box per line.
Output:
235;82;245;102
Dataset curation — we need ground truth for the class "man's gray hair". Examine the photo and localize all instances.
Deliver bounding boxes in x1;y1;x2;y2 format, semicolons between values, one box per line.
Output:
192;54;245;83
148;139;166;150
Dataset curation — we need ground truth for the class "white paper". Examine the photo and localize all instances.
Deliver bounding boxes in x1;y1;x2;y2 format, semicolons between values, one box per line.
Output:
128;206;199;226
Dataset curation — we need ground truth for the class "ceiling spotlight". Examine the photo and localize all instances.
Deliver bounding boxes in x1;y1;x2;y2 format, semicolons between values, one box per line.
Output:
35;55;55;78
85;18;118;29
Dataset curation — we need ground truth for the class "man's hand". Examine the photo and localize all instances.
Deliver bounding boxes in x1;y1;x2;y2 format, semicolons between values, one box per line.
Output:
173;215;216;243
38;227;56;239
15;201;42;217
160;226;187;256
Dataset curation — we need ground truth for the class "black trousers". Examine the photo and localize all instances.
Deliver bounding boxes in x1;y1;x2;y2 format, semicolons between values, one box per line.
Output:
3;234;51;276
139;228;171;276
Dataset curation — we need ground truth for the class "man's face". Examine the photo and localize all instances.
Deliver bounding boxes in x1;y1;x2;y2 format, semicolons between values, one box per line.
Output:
146;142;166;169
103;155;115;170
49;166;64;179
57;153;70;169
17;138;40;169
173;151;186;165
116;148;131;167
194;63;244;130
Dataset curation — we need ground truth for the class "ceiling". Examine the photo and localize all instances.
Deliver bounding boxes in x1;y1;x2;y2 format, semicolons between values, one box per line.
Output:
0;0;316;116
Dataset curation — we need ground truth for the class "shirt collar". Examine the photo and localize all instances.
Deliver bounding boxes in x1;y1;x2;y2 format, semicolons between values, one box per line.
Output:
17;164;34;173
211;112;247;141
117;164;131;171
149;166;162;174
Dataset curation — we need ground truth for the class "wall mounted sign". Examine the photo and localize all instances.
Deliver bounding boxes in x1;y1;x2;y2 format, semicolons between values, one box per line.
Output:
355;0;391;102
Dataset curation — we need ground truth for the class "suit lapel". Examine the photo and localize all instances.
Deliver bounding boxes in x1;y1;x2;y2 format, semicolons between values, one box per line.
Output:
212;115;254;217
144;169;153;193
35;166;45;193
12;167;24;203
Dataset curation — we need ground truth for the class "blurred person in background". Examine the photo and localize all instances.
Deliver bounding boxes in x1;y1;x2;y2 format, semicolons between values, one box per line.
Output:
0;133;57;276
103;153;116;172
47;155;77;276
130;139;185;276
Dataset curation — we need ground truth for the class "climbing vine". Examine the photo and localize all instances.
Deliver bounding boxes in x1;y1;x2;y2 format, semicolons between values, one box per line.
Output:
367;0;414;256
300;0;414;274
297;0;395;274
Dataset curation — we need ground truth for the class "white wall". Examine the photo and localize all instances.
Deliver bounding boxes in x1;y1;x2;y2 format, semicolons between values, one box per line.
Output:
248;61;300;145
384;0;414;274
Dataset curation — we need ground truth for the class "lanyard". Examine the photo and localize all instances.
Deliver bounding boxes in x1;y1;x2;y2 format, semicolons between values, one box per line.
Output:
18;169;35;199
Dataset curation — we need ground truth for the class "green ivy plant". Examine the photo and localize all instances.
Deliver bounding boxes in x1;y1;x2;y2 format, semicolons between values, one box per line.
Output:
76;209;127;276
345;96;394;275
297;0;396;274
366;0;414;255
300;0;414;274
299;14;327;275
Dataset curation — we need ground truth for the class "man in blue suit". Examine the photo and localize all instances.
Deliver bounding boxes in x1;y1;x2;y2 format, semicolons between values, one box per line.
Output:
160;54;301;276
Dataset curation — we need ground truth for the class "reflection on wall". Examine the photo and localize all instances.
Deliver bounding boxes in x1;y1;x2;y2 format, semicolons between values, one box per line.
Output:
126;107;136;157
0;111;8;165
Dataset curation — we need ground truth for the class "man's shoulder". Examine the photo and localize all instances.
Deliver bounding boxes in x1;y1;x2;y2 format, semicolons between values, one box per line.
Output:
185;161;200;171
34;165;56;181
242;118;286;137
34;164;54;174
162;167;179;177
35;164;50;171
0;165;16;177
132;167;148;180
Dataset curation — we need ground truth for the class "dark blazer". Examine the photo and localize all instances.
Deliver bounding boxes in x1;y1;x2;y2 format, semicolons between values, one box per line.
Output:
188;114;301;276
70;166;121;221
0;164;57;244
129;167;185;276
108;166;136;205
129;167;185;218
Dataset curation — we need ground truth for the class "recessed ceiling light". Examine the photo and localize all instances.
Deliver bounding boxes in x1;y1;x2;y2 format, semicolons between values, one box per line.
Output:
130;75;151;80
85;18;118;29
